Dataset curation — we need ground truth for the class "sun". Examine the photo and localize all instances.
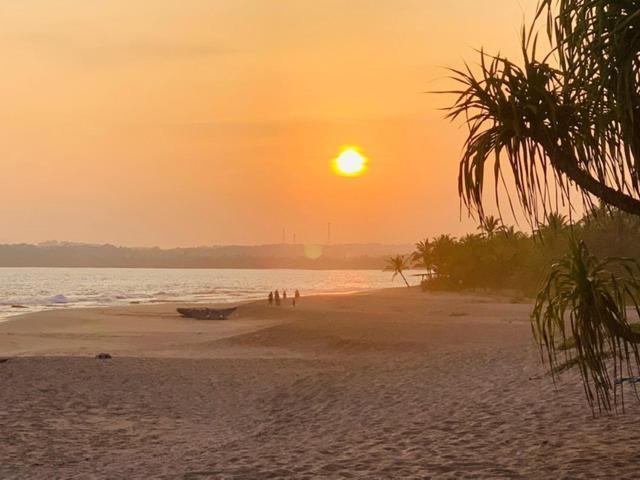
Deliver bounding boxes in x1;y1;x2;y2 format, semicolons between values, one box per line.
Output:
333;147;367;177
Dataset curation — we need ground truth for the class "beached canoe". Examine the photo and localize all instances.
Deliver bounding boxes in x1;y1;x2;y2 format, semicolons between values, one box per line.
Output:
177;307;237;320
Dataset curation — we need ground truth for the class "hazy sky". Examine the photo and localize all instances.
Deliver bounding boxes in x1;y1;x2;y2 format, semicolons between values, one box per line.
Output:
0;0;537;247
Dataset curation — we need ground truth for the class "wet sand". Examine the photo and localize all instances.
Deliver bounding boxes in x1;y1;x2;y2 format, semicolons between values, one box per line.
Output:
1;288;639;479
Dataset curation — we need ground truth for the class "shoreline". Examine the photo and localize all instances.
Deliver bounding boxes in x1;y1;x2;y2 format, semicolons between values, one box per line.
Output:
0;285;527;324
0;287;528;358
0;268;418;324
3;288;640;478
0;286;389;325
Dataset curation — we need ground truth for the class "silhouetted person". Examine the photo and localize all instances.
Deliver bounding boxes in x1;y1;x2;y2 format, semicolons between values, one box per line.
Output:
283;290;287;300
294;289;300;300
275;290;281;306
292;297;296;308
268;292;273;305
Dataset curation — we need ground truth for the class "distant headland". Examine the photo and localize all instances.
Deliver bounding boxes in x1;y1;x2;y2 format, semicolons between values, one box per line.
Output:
0;242;413;270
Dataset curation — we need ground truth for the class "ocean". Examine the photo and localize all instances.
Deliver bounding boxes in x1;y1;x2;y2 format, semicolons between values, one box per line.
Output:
0;267;411;321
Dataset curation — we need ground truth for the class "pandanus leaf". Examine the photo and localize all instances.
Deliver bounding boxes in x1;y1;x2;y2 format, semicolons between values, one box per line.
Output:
532;239;640;412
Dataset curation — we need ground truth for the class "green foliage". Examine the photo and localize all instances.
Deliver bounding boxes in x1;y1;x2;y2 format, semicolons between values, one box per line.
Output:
418;222;541;294
418;208;640;295
412;238;433;270
532;239;640;412
478;215;503;238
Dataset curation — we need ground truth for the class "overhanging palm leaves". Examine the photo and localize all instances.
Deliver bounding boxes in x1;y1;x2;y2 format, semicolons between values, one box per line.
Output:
541;0;640;175
532;239;640;412
447;0;640;411
446;0;640;224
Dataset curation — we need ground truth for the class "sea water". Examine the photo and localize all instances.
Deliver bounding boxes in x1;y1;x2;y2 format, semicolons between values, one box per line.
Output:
0;267;410;321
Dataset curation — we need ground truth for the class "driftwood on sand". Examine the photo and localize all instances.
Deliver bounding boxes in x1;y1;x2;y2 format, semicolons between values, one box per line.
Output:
177;307;237;320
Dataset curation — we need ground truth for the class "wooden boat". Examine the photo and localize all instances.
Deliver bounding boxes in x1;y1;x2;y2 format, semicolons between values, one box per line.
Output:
177;307;237;320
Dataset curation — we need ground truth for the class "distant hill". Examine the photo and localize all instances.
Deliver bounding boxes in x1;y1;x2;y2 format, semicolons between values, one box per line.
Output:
0;242;414;269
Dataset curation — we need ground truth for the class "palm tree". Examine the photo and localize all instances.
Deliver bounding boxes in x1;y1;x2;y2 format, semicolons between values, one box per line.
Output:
545;213;568;235
384;254;411;288
500;225;524;241
534;212;569;243
430;234;456;274
478;215;502;238
412;238;433;269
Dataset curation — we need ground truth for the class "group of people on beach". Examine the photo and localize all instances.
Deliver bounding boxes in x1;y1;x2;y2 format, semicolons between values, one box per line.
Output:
268;289;300;307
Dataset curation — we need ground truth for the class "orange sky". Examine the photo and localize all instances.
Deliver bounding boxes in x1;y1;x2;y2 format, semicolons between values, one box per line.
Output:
0;0;538;247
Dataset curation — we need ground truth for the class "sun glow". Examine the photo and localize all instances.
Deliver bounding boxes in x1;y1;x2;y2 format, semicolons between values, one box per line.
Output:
333;147;368;177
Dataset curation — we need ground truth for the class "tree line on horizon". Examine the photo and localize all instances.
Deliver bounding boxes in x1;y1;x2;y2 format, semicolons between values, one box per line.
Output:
0;243;411;270
386;208;640;296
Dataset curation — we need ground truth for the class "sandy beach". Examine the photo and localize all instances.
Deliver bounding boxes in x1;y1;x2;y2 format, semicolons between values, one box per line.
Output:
1;288;639;479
